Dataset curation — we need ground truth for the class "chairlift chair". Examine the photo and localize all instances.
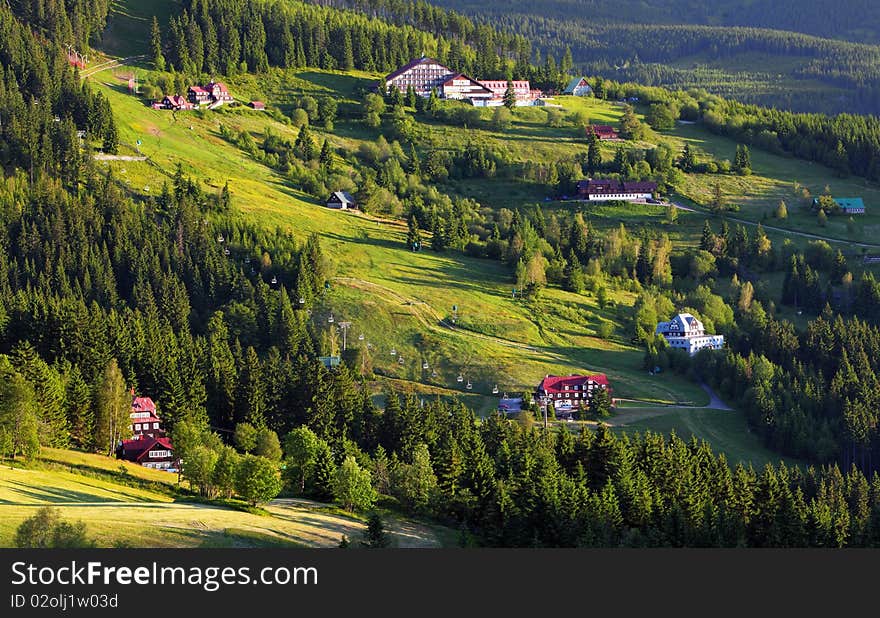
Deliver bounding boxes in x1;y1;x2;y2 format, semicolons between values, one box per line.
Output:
390;348;397;356
466;381;472;390
492;385;499;395
398;356;405;365
358;334;365;341
328;314;334;324
270;276;277;285
457;374;464;383
423;361;429;369
217;234;224;243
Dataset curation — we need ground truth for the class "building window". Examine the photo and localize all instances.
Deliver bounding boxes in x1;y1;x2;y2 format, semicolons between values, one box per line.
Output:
153;423;159;429
134;424;141;430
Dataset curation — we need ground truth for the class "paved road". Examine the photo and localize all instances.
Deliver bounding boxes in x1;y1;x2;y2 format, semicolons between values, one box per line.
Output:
700;383;732;410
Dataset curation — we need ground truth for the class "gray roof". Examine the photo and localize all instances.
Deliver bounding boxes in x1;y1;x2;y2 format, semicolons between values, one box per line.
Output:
656;313;703;335
329;191;355;205
563;77;592;94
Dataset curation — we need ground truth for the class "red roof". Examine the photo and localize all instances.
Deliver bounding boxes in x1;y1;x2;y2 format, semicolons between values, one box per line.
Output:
591;125;619;138
537;374;611;395
249;101;265;109
131;397;156;414
120;436;174;462
189;86;208;94
207;81;229;93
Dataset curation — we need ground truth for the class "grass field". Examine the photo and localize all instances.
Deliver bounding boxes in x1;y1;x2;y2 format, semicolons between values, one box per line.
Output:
609;408;803;469
664;122;880;247
0;451;446;548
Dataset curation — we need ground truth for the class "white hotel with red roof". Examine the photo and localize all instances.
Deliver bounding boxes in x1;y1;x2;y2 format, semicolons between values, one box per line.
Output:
535;374;612;418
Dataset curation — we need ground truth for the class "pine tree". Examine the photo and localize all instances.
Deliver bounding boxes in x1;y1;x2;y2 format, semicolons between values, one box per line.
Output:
681;143;696;172
319;139;333;169
586;129;602;173
700;221;715;251
150;16;166;72
362;512;390;547
295;124;315;161
710;182;724;213
310;440;336;502
503;80;517;110
407;215;422;251
341;30;355;70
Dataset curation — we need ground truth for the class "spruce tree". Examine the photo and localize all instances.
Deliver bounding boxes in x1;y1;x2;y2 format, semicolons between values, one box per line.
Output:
407;215;422;251
319;139;333;169
150;17;166;72
310;440;336;502
503;80;517;110
587;130;602;173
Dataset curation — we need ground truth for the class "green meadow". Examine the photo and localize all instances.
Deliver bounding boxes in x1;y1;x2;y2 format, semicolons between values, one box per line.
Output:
0;450;445;548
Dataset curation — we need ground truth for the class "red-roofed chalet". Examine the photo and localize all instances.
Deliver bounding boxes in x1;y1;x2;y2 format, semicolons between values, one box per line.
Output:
116;436;176;470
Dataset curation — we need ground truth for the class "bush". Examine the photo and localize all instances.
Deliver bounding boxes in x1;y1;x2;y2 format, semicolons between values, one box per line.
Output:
15;507;94;548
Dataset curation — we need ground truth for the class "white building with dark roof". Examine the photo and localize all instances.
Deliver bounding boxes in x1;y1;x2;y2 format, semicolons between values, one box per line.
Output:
655;313;724;356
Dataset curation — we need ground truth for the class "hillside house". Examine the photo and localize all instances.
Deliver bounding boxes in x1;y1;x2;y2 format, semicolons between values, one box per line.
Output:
326;191;356;210
656;313;724;355
535;374;611;419
129;394;165;439
249;101;266;110
186;81;234;108
319;356;342;369
188;85;212;105
563;77;593;97
116;436;176;470
153;95;194;111
576;179;657;202
812;197;865;215
590;125;619;140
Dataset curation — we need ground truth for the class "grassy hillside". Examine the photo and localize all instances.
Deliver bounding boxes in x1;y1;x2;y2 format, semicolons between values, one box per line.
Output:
86;53;880;410
0;450;447;548
88;62;711;407
610;408;804;470
83;42;879;463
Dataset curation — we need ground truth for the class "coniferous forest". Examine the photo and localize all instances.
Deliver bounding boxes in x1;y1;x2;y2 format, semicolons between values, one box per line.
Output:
5;0;880;549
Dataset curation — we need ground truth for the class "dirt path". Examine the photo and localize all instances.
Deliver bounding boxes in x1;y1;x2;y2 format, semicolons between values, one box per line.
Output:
670;201;880;248
94;154;147;161
80;55;146;79
268;498;441;548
